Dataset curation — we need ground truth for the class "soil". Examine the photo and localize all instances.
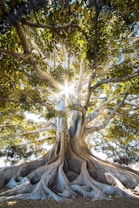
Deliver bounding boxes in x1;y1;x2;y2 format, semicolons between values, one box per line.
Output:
0;197;139;208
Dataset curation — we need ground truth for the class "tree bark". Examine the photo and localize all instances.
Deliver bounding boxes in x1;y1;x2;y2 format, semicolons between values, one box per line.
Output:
0;118;139;202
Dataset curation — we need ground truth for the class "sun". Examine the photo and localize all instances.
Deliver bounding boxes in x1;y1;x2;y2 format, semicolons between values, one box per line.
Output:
61;84;71;96
60;83;74;97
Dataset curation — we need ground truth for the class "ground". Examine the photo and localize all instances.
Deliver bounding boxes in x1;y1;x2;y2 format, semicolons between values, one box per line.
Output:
0;197;139;208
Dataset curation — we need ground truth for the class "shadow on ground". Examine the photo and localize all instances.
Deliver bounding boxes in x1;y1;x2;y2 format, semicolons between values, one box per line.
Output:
0;197;139;208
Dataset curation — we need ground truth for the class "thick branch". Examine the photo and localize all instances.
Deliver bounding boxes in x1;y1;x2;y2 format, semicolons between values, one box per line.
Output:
77;59;84;102
85;93;128;135
13;22;61;89
91;72;139;93
86;93;120;124
69;104;86;115
84;72;96;109
1;2;60;89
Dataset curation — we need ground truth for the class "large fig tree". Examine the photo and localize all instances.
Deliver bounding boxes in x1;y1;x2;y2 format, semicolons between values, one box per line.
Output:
0;0;139;201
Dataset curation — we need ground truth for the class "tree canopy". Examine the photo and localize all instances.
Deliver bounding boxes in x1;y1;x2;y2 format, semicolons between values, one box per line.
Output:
0;0;139;158
0;0;139;202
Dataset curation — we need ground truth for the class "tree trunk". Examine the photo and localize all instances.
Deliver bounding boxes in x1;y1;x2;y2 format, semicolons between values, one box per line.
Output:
0;117;139;201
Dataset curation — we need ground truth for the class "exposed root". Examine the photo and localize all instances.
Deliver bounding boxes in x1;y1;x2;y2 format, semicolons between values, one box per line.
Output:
0;180;33;197
89;155;139;188
0;142;139;202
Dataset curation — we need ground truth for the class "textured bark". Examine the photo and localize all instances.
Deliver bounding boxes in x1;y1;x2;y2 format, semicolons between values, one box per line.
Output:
0;120;139;202
0;0;139;202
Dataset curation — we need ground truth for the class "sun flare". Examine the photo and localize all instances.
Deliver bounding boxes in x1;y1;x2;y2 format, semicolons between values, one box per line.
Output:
61;83;74;97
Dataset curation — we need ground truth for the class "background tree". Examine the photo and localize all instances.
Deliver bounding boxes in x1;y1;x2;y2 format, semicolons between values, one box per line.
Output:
0;0;139;201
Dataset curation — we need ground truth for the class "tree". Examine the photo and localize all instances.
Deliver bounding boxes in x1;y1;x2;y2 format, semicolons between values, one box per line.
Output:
0;0;139;201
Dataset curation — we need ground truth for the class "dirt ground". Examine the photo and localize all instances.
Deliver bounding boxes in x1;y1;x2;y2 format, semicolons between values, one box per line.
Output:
0;197;139;208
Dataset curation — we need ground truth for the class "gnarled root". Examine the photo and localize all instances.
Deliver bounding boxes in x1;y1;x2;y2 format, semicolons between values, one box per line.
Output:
0;143;139;202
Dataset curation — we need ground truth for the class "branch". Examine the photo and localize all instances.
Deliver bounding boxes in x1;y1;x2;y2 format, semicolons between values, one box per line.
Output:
0;45;62;89
21;125;56;136
86;93;120;124
0;0;49;33
12;120;55;136
104;93;128;125
84;72;96;108
0;97;28;104
1;0;62;89
22;20;78;30
0;48;31;59
15;22;62;89
0;98;56;112
84;3;100;109
90;72;139;92
76;60;87;127
114;34;139;44
85;110;99;124
85;93;128;135
127;95;139;100
0;121;56;136
69;104;86;115
48;104;86;115
76;59;85;104
90;96;107;100
0;97;44;105
0;0;102;34
123;102;139;111
0;124;26;131
2;0;61;89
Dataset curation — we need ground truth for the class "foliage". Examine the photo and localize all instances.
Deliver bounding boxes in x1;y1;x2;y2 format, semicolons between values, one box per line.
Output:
0;0;139;163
